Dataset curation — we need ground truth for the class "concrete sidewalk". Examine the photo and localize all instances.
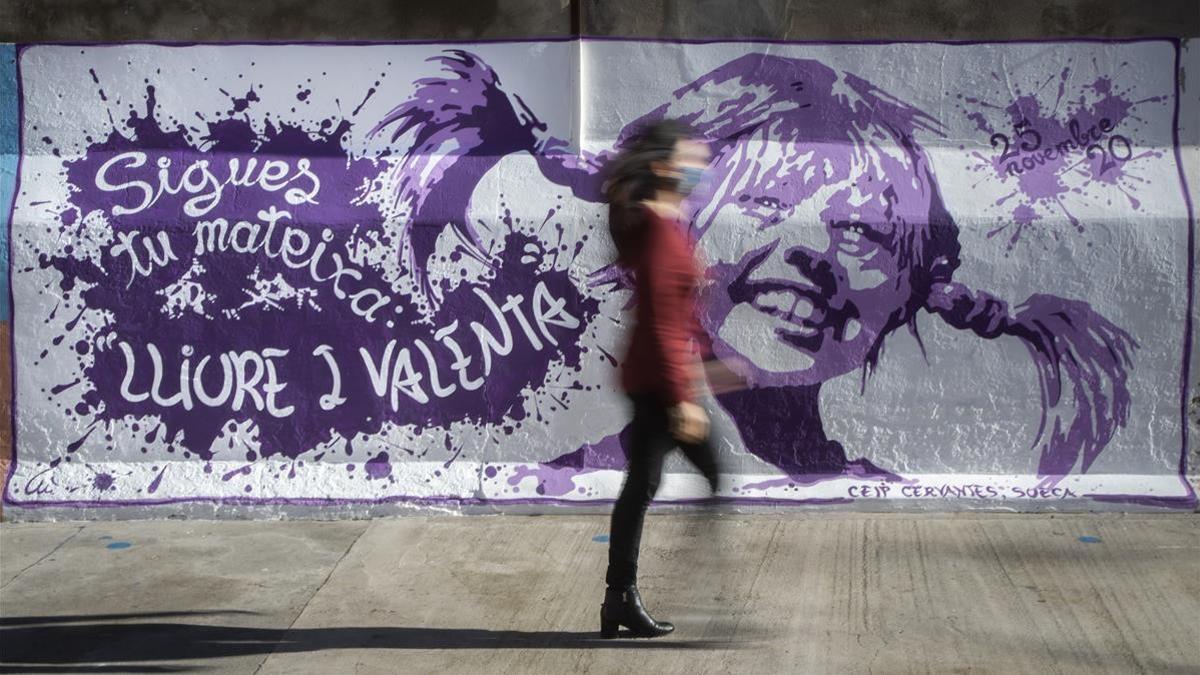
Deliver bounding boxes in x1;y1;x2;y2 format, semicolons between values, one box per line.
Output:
0;514;1197;674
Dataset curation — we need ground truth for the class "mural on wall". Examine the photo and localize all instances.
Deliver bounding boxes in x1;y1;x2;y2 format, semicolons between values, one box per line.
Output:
5;40;1194;509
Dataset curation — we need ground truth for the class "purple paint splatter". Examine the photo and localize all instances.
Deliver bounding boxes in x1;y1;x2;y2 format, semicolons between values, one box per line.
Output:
38;72;599;488
958;61;1168;250
365;452;392;480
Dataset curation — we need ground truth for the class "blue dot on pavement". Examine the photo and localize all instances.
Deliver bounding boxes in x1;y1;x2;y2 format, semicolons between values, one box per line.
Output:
1078;536;1102;544
106;541;132;550
592;534;610;543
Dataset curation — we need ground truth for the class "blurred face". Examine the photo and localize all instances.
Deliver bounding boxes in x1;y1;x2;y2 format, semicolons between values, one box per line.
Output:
694;136;928;387
654;138;711;196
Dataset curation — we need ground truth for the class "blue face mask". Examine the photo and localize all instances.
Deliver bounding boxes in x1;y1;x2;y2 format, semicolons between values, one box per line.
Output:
677;166;705;196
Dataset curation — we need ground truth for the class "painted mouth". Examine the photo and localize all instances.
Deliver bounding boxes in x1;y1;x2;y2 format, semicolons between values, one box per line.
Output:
725;256;859;354
750;288;822;330
728;277;831;352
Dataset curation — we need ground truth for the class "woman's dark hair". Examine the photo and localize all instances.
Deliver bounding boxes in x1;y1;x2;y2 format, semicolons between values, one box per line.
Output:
602;119;699;266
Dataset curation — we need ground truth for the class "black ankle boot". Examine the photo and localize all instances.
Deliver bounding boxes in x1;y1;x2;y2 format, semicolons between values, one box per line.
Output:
600;586;675;638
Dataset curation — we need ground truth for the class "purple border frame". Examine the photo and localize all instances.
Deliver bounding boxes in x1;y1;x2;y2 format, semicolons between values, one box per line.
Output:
5;493;854;510
10;36;1183;47
1170;40;1197;506
2;36;1194;512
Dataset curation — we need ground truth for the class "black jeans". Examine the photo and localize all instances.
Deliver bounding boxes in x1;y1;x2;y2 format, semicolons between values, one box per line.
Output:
605;394;721;589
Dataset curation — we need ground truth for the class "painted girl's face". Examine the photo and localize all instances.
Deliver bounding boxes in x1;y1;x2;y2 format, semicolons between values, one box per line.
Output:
694;138;928;387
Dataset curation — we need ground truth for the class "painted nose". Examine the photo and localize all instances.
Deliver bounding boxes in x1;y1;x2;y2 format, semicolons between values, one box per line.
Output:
780;220;832;256
782;246;837;296
748;221;831;284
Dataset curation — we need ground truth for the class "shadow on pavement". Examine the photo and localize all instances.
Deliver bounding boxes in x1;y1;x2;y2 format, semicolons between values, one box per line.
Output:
0;662;195;667
0;610;258;627
1;612;746;671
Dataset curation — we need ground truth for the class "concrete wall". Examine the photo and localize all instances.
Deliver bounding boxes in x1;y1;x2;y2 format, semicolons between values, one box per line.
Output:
0;2;1196;518
581;0;1200;40
2;1;1197;41
0;1;572;41
1;44;17;518
1185;42;1200;498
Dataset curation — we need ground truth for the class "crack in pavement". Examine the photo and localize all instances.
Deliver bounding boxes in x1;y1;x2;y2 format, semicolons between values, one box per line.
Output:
1;524;86;591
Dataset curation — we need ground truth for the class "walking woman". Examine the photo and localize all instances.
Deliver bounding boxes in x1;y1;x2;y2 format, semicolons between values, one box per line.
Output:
599;120;726;639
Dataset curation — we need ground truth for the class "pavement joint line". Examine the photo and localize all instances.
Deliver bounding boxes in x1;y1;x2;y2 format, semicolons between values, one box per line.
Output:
251;521;372;675
0;523;86;591
727;518;780;641
979;521;1066;674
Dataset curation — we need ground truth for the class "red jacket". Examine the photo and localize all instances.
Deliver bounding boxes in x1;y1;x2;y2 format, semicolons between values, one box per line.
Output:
620;206;708;405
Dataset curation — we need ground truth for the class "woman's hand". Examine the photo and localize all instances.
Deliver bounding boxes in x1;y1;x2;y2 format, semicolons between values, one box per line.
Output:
669;401;710;444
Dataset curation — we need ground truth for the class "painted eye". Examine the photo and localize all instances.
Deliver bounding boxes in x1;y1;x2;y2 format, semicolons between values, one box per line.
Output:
735;196;784;230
